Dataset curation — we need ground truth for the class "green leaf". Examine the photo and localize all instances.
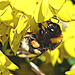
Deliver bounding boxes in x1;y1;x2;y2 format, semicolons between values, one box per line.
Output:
67;59;75;66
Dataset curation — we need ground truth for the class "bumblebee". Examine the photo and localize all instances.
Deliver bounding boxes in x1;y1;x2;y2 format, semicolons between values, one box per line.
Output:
21;19;63;61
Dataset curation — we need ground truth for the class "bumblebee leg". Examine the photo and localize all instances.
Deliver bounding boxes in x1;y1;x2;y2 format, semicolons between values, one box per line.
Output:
39;23;42;29
29;49;48;62
39;23;46;32
39;23;44;36
38;23;47;37
29;52;43;62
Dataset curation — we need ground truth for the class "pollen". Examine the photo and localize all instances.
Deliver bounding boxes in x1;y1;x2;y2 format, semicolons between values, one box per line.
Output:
34;49;41;55
31;40;40;48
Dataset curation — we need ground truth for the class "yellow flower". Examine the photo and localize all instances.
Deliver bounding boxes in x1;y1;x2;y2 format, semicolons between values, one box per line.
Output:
0;50;19;74
0;0;75;56
63;21;75;58
57;1;75;21
65;69;75;75
47;49;60;66
65;65;75;75
0;64;13;75
39;48;60;66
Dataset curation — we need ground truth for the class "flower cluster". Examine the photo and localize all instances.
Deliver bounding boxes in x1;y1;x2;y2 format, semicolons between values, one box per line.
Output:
0;0;75;74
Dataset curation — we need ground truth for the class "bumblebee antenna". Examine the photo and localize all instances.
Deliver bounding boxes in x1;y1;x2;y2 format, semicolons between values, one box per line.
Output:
52;16;60;23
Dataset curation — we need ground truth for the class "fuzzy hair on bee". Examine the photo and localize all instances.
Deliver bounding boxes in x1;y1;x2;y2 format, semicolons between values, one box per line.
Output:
21;33;42;55
21;18;63;61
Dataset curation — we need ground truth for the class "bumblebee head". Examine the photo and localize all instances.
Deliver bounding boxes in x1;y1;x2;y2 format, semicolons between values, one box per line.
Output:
46;21;62;38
